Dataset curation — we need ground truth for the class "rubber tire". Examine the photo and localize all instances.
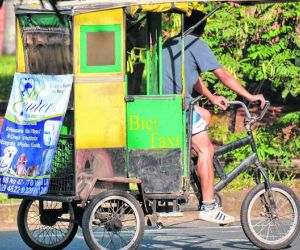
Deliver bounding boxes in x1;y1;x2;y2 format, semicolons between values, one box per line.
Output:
82;190;145;250
17;199;78;250
241;182;300;250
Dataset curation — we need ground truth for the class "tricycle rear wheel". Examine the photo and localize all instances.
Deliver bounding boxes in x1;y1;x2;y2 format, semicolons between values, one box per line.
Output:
82;189;145;250
17;199;78;250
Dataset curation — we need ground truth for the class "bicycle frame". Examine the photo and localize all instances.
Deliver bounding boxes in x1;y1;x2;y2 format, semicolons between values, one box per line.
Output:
214;133;259;192
213;122;278;215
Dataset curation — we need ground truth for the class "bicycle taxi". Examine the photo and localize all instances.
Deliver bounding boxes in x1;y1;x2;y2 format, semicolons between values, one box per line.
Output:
0;0;299;249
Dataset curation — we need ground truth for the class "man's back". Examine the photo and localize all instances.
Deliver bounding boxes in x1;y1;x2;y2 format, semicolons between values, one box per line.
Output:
162;35;221;108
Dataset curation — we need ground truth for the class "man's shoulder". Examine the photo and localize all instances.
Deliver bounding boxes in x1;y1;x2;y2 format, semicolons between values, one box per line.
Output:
186;35;208;47
163;35;181;48
198;38;209;46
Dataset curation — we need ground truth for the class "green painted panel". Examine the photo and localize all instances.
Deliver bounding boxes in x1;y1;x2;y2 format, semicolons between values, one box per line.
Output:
80;24;121;73
127;95;183;149
19;14;70;28
149;44;159;95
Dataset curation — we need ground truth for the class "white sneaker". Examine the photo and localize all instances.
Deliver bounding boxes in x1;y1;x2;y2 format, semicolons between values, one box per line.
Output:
199;208;235;225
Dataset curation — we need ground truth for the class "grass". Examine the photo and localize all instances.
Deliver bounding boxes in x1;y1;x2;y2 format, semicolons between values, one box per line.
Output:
0;55;16;100
0;194;21;204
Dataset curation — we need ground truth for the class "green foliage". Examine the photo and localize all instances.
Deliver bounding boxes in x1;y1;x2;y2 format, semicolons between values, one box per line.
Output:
0;193;20;204
126;47;147;73
279;111;300;124
162;2;205;41
266;169;296;186
202;3;300;189
162;13;181;40
0;56;15;100
254;126;293;166
203;3;300;99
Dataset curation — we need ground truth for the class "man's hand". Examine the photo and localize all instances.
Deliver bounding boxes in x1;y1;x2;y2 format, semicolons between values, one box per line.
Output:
247;94;266;109
210;95;228;110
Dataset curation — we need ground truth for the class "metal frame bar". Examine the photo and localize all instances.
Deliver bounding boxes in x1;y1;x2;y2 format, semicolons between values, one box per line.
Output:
214;127;260;191
8;194;80;202
214;153;257;192
214;135;252;156
186;95;203;191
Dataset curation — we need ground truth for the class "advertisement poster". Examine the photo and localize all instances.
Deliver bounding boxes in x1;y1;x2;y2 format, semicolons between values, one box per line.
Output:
0;73;73;196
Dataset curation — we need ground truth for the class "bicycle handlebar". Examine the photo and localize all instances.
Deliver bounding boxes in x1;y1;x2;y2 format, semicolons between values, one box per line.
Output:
189;97;270;122
257;101;270;121
227;100;270;121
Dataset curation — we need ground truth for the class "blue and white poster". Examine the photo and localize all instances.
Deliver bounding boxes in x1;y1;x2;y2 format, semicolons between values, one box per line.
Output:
0;73;73;196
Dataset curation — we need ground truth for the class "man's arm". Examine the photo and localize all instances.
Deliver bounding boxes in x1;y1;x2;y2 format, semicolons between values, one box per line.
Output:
213;67;266;109
194;78;228;110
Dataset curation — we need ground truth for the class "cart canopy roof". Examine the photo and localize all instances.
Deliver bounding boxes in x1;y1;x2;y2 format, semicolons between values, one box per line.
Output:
15;0;300;15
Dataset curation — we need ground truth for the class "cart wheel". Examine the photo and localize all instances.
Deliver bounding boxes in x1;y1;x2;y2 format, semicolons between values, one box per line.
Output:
82;190;145;250
17;199;78;250
241;182;300;249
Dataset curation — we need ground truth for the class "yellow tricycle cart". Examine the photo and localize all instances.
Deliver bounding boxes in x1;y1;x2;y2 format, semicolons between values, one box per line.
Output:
1;0;299;249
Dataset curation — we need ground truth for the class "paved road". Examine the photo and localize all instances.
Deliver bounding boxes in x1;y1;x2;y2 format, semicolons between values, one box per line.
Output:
0;220;299;250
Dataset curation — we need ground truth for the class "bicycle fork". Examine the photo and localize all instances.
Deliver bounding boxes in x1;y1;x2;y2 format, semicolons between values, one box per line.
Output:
248;123;278;219
254;160;278;219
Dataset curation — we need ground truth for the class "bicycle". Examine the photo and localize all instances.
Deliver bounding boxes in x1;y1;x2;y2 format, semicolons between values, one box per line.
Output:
189;98;300;249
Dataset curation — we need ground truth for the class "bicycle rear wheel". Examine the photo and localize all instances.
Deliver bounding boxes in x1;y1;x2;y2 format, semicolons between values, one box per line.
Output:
241;182;300;249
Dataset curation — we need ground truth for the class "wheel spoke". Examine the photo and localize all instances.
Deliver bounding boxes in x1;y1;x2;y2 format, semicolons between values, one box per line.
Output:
112;201;126;218
100;225;106;243
109;200;115;215
265;220;271;240
274;220;287;236
252;217;269;227
110;233;117;250
104;233;113;249
116;232;130;248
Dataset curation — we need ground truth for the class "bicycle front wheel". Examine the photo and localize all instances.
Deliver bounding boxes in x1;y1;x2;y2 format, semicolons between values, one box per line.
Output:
241;182;300;249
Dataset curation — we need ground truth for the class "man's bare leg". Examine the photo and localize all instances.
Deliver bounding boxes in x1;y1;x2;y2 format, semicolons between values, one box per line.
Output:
192;106;235;224
192;130;215;201
192;106;215;201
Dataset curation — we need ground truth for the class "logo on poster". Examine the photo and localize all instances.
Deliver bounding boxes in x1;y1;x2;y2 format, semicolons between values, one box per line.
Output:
13;77;53;118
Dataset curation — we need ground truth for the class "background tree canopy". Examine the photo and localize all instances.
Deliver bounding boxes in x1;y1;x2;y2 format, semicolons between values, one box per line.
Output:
199;3;300;183
203;3;300;103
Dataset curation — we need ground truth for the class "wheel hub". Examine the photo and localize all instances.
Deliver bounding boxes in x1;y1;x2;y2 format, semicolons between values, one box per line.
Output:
107;218;123;232
40;214;57;226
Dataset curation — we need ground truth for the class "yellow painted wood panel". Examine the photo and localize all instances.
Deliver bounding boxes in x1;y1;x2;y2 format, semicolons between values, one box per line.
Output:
75;82;126;148
73;8;124;77
16;20;25;73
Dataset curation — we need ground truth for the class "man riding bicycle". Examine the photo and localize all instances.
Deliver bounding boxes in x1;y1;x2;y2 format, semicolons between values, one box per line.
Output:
163;10;265;224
